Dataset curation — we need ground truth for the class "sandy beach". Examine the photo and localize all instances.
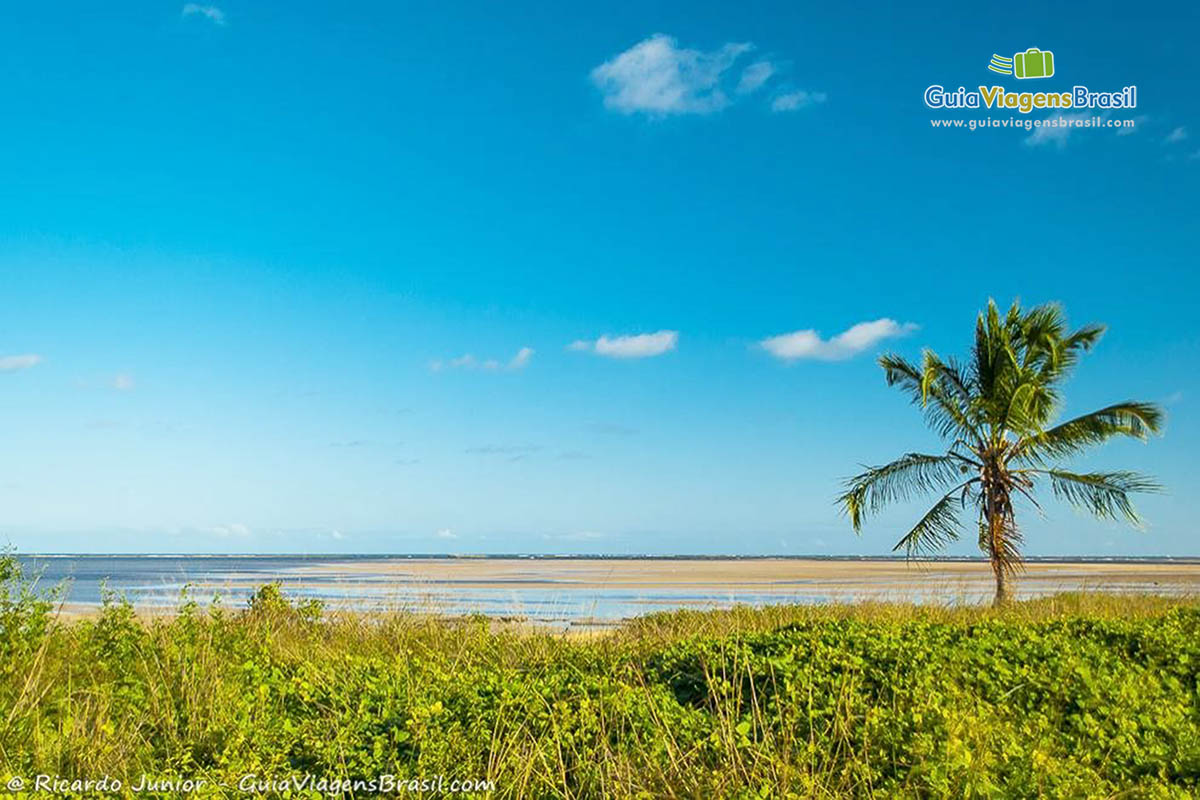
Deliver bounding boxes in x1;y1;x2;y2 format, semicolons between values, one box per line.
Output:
288;556;1200;595
39;556;1200;623
273;557;1200;620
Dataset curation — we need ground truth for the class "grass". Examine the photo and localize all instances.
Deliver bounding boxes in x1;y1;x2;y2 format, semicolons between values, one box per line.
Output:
2;555;1199;798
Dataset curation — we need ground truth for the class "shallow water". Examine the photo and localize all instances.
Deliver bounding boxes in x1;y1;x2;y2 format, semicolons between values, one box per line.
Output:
15;555;1199;626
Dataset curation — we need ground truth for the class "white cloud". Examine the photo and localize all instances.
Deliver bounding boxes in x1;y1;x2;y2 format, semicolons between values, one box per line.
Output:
771;90;827;112
438;354;476;370
181;3;226;25
112;373;135;391
508;346;534;369
590;34;752;115
436;528;457;540
210;522;251;538
431;346;533;372
1165;126;1188;144
737;61;775;94
0;354;42;372
1024;112;1094;148
569;330;678;359
760;319;918;362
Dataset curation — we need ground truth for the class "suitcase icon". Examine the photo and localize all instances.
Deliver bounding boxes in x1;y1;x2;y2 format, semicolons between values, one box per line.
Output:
1013;48;1054;79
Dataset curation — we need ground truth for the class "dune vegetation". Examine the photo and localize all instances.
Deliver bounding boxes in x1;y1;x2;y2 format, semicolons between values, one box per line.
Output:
2;554;1199;798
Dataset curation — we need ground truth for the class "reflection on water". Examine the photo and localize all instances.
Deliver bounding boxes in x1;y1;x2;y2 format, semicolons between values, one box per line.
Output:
15;555;1197;628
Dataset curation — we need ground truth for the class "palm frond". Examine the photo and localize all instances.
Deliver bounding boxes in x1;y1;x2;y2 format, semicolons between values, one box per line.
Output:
970;302;1107;434
837;453;967;531
1001;381;1050;436
1019;304;1104;385
879;353;979;441
972;302;1003;399
1013;402;1164;464
892;486;970;558
922;352;975;407
1042;469;1161;524
1061;322;1105;353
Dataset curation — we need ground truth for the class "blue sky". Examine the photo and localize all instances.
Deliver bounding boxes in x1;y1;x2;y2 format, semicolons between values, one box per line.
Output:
1;1;1197;555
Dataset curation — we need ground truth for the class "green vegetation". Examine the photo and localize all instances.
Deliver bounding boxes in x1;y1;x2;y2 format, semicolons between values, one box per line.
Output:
839;300;1163;605
3;555;1199;798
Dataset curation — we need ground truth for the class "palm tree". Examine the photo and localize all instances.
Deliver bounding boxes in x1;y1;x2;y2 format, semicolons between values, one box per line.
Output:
837;300;1163;605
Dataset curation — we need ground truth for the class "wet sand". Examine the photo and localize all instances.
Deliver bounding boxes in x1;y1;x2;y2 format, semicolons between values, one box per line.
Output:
291;557;1200;590
277;557;1200;608
45;558;1200;623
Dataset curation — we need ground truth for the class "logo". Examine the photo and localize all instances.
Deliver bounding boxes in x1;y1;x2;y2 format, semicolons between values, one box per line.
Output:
989;48;1055;79
923;46;1136;114
988;54;1013;75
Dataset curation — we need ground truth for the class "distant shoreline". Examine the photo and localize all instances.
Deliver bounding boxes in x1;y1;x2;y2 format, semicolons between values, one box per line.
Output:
17;553;1200;563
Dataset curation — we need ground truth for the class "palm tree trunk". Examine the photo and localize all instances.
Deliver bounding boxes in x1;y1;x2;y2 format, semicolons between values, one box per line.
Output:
991;559;1009;607
983;488;1012;607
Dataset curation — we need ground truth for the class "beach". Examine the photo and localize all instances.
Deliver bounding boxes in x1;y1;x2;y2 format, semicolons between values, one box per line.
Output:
30;555;1200;624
